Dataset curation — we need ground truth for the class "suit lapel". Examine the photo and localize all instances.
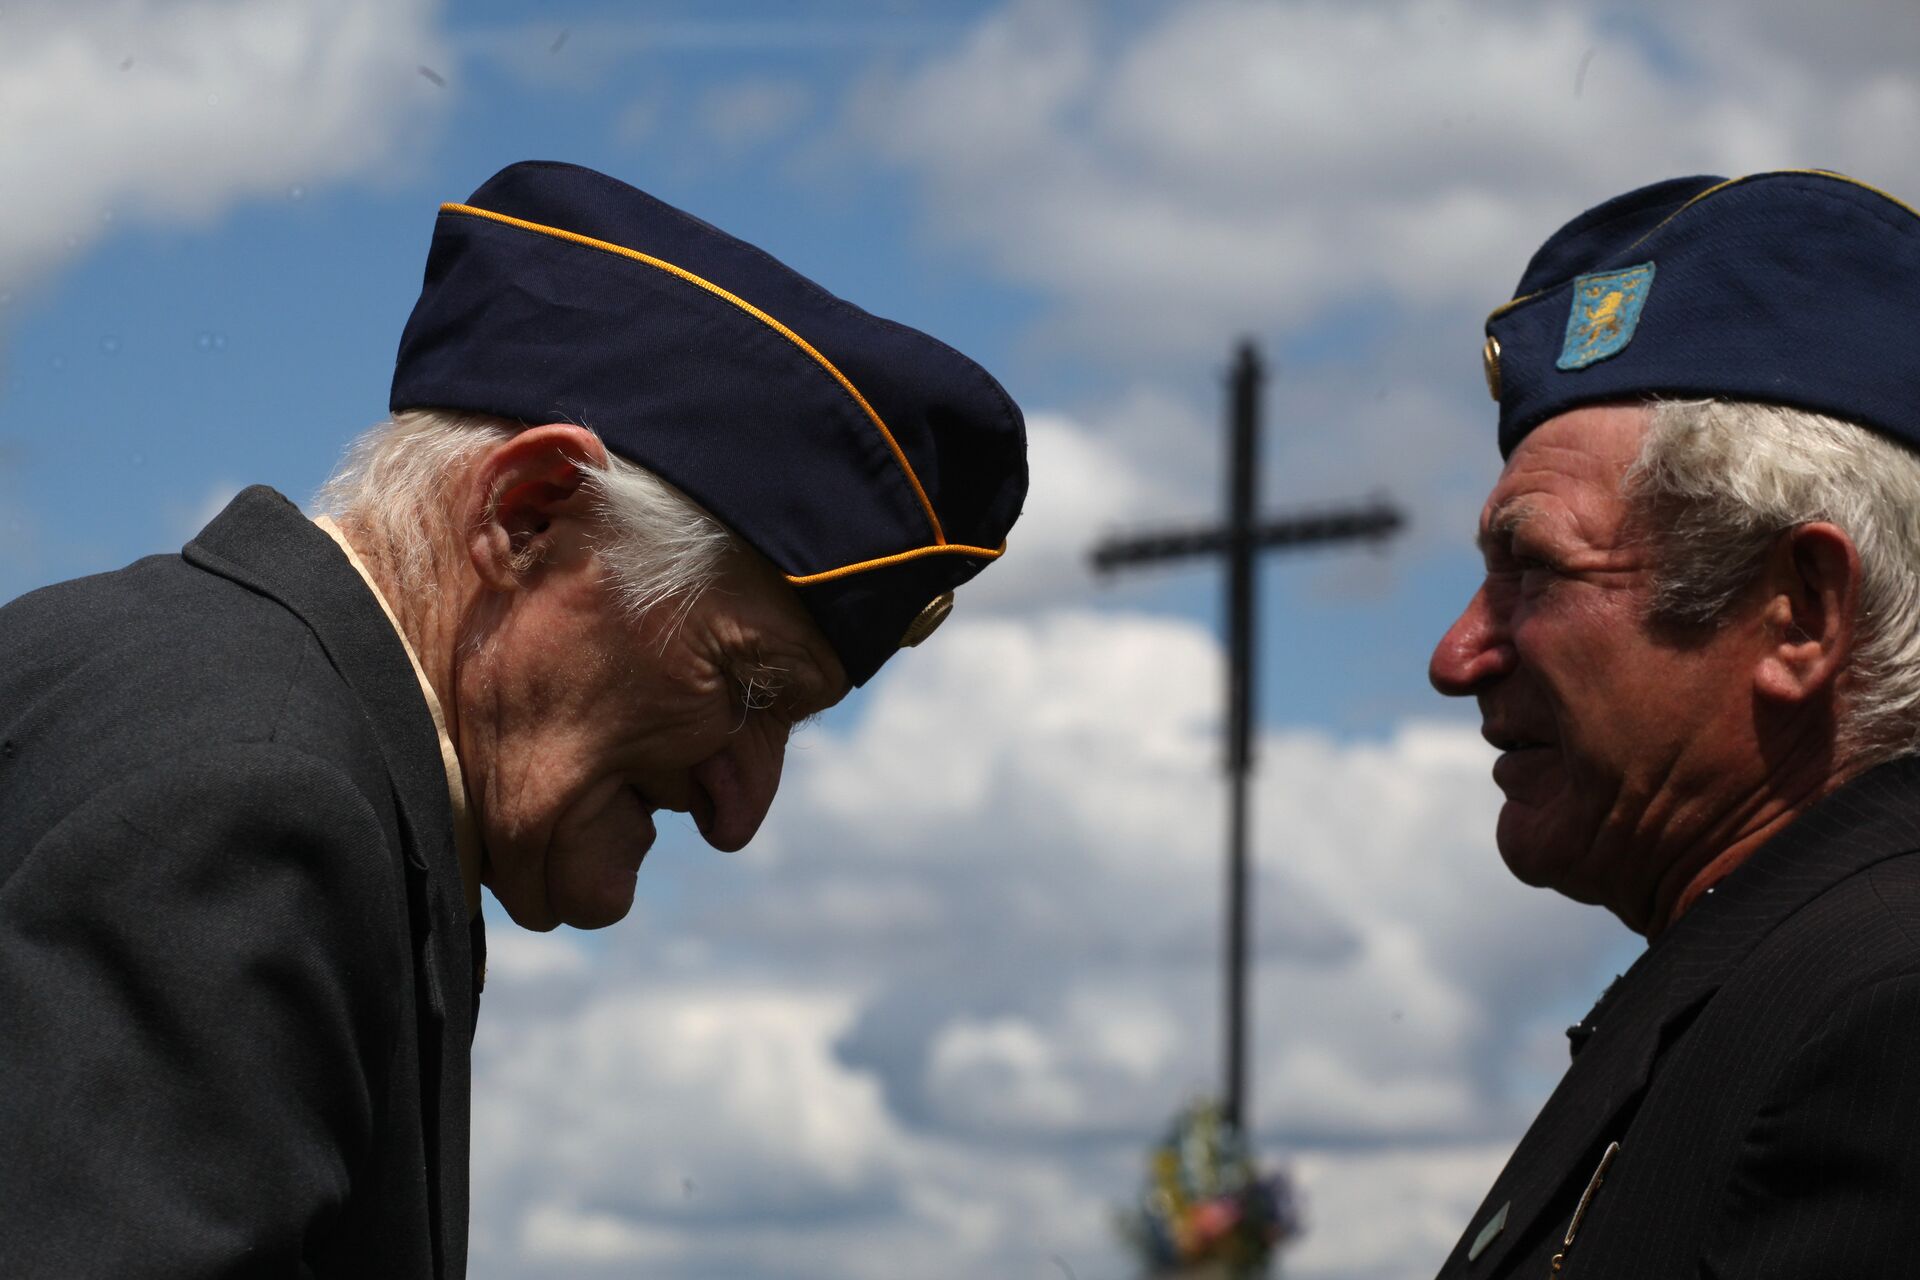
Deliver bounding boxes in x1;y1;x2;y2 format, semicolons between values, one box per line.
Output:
1442;756;1920;1277
184;486;472;1279
1441;931;1700;1275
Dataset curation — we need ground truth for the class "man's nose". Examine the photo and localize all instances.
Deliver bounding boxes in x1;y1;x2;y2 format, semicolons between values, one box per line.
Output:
1429;582;1514;696
688;724;789;852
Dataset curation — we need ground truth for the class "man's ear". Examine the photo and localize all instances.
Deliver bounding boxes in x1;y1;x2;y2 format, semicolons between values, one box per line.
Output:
465;424;610;592
1753;521;1860;704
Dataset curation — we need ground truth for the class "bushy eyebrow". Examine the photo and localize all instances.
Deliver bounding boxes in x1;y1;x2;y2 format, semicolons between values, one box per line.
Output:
728;653;832;728
733;660;790;711
1475;498;1542;556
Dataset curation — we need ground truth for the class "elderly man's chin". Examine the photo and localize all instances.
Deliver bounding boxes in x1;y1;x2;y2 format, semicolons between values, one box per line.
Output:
494;785;657;931
1494;803;1566;889
1491;764;1579;892
547;854;646;930
552;792;658;930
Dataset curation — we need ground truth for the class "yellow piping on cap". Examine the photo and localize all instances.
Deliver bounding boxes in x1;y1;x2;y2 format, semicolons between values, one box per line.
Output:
1483;169;1920;328
440;200;948;546
1485;289;1544;324
785;541;1005;586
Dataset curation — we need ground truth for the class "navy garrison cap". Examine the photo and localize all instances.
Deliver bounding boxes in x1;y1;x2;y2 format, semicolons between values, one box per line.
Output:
1484;169;1920;458
392;160;1027;686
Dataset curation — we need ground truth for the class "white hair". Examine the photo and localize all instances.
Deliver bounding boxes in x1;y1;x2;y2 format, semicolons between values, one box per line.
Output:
315;408;735;623
1627;398;1920;767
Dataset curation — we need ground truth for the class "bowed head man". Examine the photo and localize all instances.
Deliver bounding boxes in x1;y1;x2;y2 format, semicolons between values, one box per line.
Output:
0;160;1026;1278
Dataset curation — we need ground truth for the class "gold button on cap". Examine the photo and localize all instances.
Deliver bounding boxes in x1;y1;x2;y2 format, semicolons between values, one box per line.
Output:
1482;334;1502;402
900;592;954;647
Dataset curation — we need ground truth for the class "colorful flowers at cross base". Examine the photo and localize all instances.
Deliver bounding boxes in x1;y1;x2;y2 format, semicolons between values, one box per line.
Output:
1116;1098;1304;1279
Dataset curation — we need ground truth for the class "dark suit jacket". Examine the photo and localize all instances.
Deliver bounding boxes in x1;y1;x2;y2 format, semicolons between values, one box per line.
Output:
0;487;478;1278
1437;758;1920;1277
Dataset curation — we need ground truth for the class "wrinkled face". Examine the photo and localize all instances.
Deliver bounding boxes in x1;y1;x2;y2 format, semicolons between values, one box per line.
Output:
1428;405;1763;924
459;540;849;931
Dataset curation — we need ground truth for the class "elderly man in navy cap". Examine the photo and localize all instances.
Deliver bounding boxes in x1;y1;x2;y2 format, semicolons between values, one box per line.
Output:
0;161;1025;1278
1431;170;1920;1277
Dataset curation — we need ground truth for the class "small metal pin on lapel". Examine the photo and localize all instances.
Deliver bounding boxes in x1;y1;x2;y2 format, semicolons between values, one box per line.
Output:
1467;1200;1509;1262
1549;1141;1621;1274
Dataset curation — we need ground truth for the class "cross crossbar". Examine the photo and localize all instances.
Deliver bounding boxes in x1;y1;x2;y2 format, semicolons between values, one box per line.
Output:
1089;504;1403;572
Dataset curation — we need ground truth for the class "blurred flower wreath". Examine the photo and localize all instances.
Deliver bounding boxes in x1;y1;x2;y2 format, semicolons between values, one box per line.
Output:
1116;1098;1303;1279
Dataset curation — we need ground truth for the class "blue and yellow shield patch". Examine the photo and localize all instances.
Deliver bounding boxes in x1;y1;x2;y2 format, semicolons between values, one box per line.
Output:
1557;262;1655;370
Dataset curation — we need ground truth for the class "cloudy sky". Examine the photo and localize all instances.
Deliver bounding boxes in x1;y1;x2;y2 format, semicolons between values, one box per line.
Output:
6;2;1919;1276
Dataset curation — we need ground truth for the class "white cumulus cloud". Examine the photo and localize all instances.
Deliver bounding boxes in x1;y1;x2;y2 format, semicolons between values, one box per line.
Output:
0;0;447;290
850;0;1920;365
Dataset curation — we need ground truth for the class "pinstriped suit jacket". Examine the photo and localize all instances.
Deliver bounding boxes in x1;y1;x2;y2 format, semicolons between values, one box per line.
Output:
1438;757;1920;1278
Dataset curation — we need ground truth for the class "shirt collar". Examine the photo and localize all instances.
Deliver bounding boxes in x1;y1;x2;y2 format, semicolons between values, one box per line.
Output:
313;515;482;919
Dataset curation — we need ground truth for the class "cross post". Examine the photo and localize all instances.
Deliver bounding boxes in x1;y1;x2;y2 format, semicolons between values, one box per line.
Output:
1090;339;1404;1133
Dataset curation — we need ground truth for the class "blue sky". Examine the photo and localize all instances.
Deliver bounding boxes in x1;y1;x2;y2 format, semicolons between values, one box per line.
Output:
7;2;1919;1277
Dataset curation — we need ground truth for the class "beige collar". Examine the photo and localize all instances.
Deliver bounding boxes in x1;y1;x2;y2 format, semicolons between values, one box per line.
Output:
313;515;482;918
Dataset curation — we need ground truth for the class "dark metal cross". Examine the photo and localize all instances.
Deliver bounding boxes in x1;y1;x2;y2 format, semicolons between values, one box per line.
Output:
1091;340;1404;1133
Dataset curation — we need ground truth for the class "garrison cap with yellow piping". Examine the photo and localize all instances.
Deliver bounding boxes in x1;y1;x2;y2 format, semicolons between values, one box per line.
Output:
391;160;1027;686
1483;169;1920;459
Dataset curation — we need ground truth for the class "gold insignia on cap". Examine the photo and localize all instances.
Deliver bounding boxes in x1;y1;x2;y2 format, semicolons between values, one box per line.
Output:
1482;334;1502;402
901;592;954;648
